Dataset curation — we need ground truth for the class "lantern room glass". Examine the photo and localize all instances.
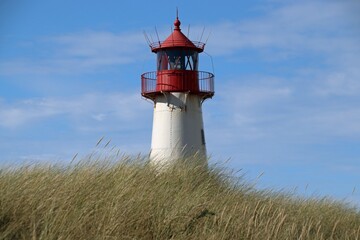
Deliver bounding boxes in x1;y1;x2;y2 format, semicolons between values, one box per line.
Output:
157;49;198;71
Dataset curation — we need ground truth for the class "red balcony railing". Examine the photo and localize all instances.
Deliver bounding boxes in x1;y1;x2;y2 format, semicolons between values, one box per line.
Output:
141;71;214;101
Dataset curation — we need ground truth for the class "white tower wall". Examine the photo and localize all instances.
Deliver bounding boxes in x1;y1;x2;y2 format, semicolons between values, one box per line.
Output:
150;92;207;166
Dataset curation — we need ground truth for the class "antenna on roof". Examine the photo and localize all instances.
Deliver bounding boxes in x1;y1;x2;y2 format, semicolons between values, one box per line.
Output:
149;33;155;44
143;31;151;46
205;30;212;45
187;24;190;38
199;26;205;43
155;26;161;46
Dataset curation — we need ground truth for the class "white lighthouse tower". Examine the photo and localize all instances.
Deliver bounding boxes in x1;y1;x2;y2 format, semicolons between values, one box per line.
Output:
141;16;214;166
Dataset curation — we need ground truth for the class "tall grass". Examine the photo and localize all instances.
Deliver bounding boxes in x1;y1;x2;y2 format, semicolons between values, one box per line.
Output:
1;155;359;239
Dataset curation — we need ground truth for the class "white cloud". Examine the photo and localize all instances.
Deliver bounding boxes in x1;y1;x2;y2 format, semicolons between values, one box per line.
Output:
204;71;360;146
229;86;291;109
198;0;360;99
300;108;360;137
92;113;107;122
203;79;293;142
312;68;360;96
0;93;150;129
52;31;145;56
206;0;359;56
0;30;147;76
0;98;60;128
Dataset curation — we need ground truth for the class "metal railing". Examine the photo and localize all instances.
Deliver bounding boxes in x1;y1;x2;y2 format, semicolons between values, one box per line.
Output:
141;71;214;97
141;71;157;94
198;71;215;93
149;41;206;51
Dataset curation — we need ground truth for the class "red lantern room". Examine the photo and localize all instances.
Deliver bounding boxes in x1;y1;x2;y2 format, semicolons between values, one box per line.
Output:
141;17;215;101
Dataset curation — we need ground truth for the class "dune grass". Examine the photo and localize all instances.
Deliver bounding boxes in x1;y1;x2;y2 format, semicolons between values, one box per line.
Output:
0;155;359;239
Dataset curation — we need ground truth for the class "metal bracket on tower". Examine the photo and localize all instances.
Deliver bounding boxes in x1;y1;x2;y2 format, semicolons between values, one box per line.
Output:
161;91;171;109
181;92;190;112
200;93;213;106
161;92;175;111
161;91;189;111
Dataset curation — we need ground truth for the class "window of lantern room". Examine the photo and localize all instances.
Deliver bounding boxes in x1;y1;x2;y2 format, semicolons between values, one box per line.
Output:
157;49;198;71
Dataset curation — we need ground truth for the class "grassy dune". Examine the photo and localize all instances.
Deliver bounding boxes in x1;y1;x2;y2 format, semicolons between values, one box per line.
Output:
0;156;359;239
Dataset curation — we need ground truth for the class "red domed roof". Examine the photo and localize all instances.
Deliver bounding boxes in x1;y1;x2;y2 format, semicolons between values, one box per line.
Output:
149;17;205;53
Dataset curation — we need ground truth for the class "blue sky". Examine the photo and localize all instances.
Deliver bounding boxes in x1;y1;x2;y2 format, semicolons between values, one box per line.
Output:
1;0;360;205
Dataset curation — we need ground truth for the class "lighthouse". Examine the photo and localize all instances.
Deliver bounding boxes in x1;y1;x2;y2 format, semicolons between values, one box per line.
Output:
141;16;214;166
